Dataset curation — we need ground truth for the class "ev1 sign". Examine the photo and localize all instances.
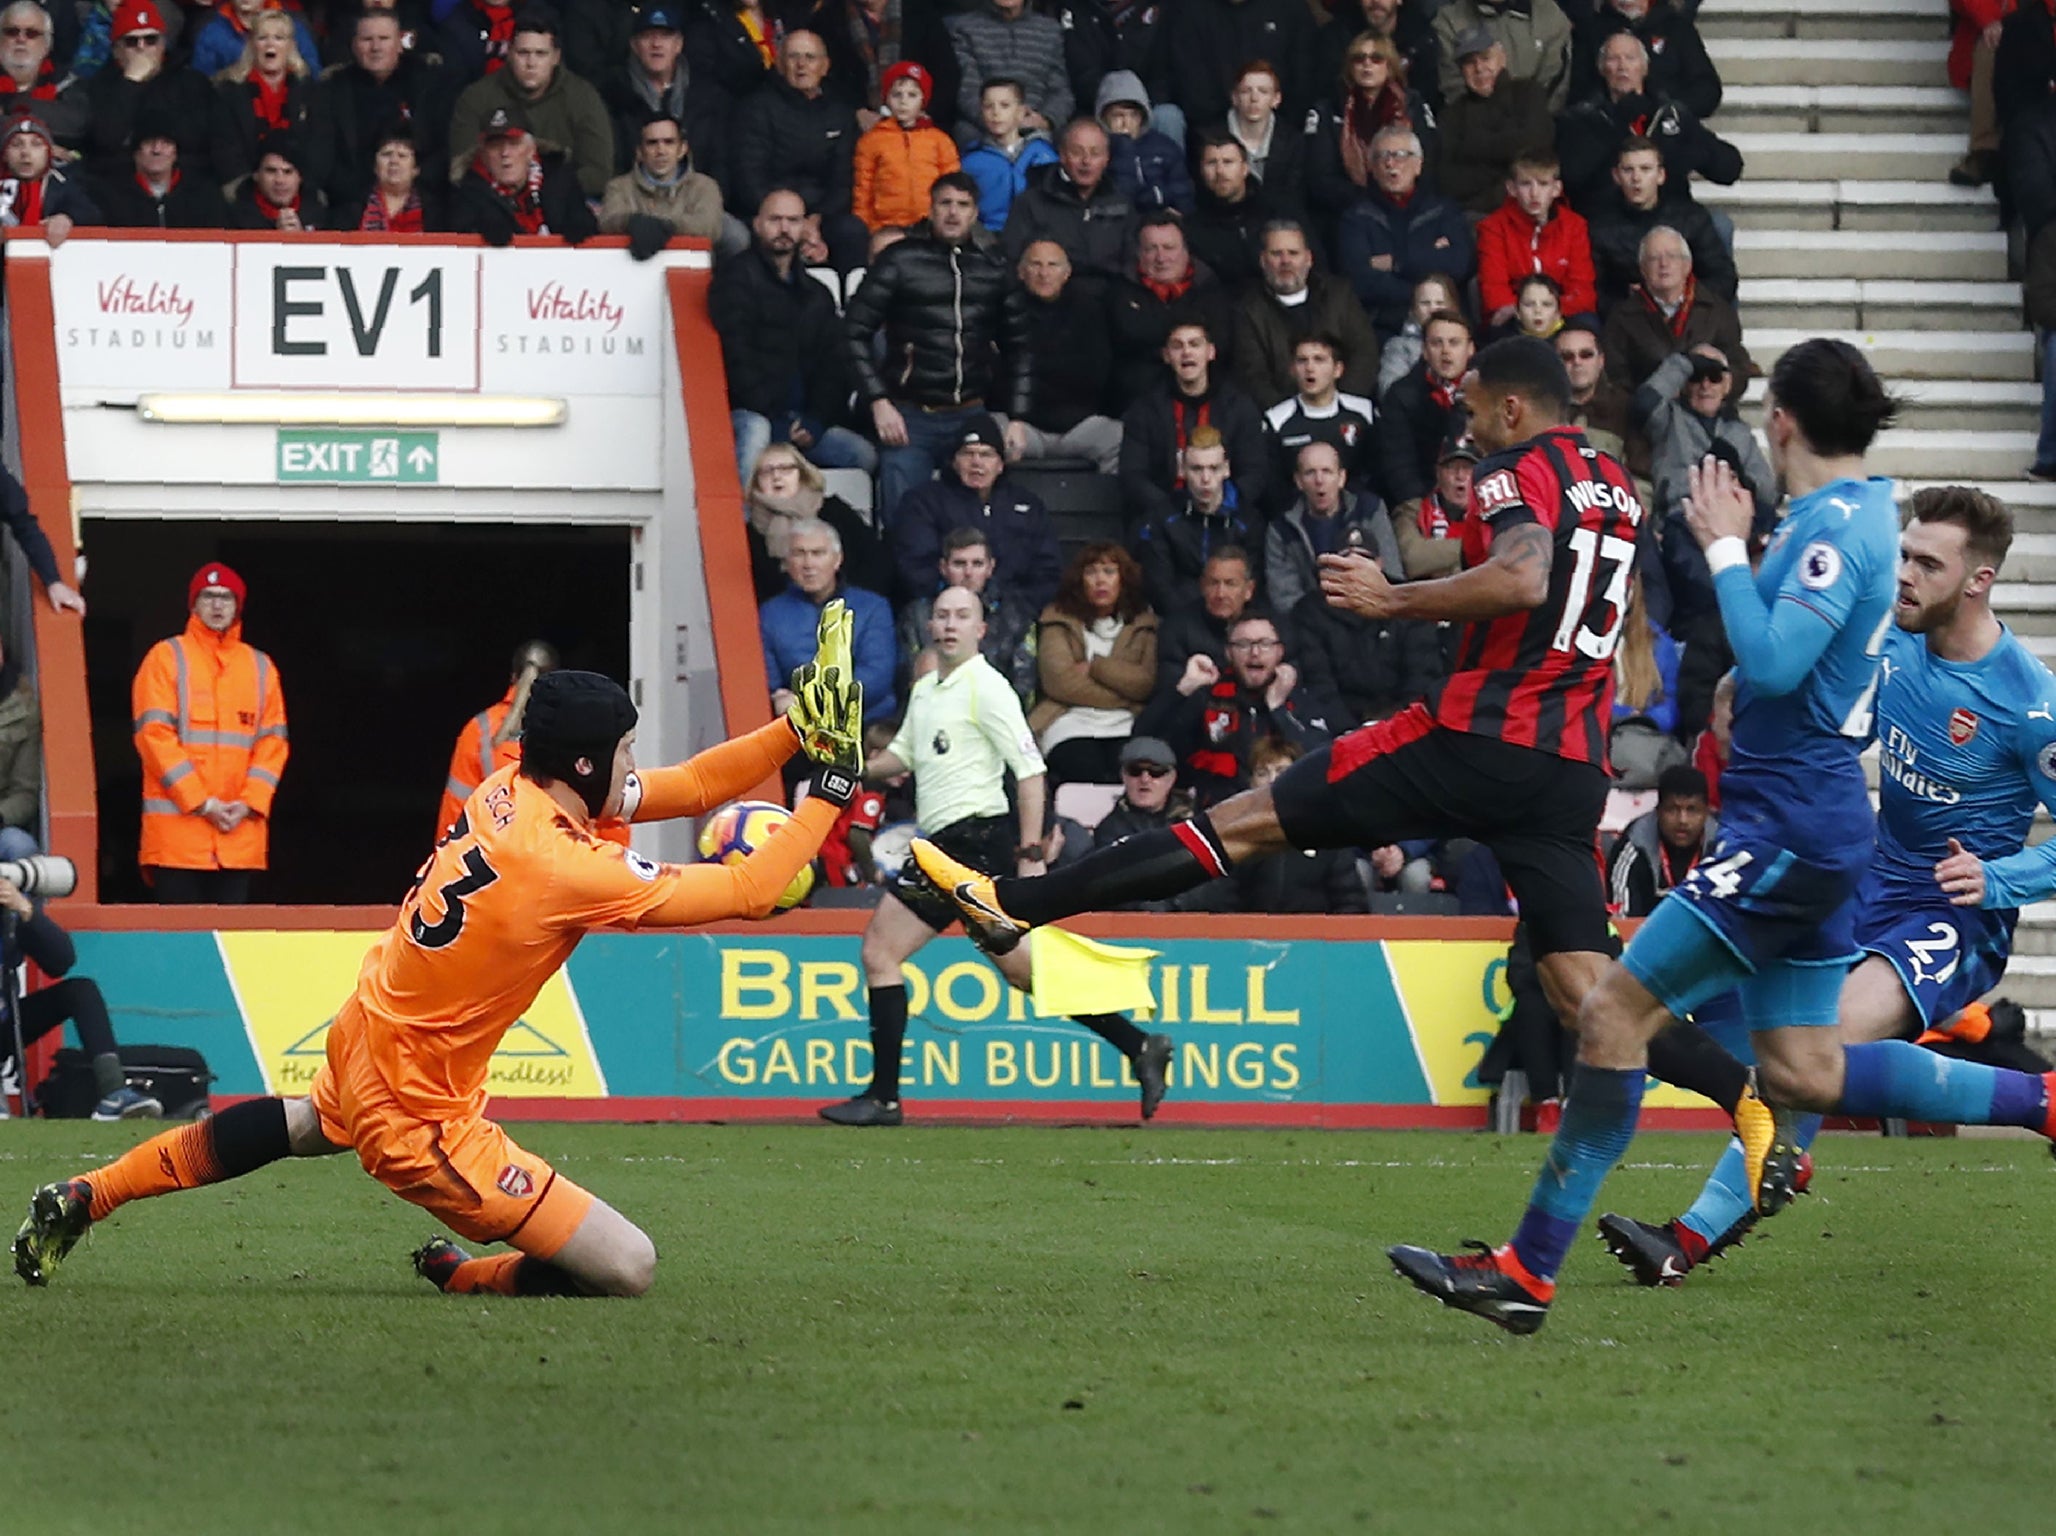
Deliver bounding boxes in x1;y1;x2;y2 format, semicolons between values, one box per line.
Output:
234;248;480;390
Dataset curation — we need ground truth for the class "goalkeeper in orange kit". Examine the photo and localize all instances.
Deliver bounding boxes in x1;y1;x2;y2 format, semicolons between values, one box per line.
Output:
14;604;866;1299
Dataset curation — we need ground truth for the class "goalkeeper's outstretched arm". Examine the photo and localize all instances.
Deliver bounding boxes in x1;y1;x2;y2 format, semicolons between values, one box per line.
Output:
624;717;803;825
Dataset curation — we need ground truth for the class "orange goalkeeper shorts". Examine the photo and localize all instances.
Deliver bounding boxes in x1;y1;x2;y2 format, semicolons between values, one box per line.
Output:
309;998;593;1259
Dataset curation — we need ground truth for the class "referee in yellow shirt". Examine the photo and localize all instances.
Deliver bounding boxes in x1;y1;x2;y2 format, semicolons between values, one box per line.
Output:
819;587;1173;1125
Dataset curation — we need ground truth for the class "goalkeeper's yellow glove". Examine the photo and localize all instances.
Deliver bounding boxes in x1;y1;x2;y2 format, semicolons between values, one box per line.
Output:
786;601;865;799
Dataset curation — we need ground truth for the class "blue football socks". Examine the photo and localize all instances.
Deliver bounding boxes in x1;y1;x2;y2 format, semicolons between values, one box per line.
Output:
1510;1064;1645;1284
1678;1114;1822;1247
1837;1040;2049;1129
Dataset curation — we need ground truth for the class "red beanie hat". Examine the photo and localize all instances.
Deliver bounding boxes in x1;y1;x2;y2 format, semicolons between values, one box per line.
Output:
880;60;933;108
189;562;247;610
111;0;166;38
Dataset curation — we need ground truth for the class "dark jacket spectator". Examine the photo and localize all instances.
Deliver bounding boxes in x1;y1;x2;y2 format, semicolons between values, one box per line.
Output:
1000;149;1134;277
1601;275;1749;396
2010;103;2056;240
447;139;598;243
843;218;1033;413
437;0;519;85
1290;588;1446;725
1570;2;1721;119
892;472;1062;610
0;159;99;226
1167;0;1315;127
1106;266;1239;408
83;50;237;182
1234;265;1383;406
1438;72;1551;215
1099;72;1190;212
1431;0;1572;114
711;235;850;435
1265;488;1404;613
1120;375;1271;528
1375;357;1464;508
93;138;228;227
311;36;452;209
216;71;320;187
682;0;772;103
1557;92;1741;212
1336;182;1475;335
1187;173;1283;293
603;46;722;179
0;660;39;834
1020;276;1114;431
947;0;1072;135
1135;490;1265;616
1152;621;1337;805
226;160;328;228
1305;85;1440;230
1059;0;1171;130
1997;0;2056;135
730;69;857;222
1607;793;1716;917
1587;186;1732;306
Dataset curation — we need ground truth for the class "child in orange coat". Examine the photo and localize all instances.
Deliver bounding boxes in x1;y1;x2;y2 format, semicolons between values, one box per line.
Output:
853;60;960;232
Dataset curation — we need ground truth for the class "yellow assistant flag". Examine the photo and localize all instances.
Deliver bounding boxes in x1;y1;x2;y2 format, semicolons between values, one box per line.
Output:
1028;926;1160;1018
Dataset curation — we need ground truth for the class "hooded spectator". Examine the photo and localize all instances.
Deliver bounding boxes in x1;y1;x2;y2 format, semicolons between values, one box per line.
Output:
1096;67;1187;212
1058;0;1173;145
93;106;228;226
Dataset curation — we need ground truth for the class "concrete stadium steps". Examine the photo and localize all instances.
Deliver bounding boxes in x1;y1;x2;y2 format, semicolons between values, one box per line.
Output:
1723;131;1961;182
1740;376;2039;433
1735;278;2019;331
1699;178;1998;232
1700;0;1946;40
1746;329;2033;381
1865;429;2038;480
1715;84;1968;135
1734;230;2006;282
1708;39;1949;87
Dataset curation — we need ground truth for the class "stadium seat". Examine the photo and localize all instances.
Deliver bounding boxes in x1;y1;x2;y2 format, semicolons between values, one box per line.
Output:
821;469;875;518
1054;781;1121;829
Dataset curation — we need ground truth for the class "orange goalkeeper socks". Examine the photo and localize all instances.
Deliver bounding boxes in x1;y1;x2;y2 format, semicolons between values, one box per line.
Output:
83;1097;294;1222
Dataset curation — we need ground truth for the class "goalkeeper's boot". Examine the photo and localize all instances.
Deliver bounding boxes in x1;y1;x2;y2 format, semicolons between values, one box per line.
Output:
412;1235;471;1292
1732;1071;1805;1218
14;1178;94;1287
910;838;1025;957
1387;1241;1553;1336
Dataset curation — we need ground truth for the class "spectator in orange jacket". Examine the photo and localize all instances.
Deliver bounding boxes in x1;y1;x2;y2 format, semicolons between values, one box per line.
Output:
1475;149;1596;327
852;60;960;232
131;563;288;903
436;638;559;836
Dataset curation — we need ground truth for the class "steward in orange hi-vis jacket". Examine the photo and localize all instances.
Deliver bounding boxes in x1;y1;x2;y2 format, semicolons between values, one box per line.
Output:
19;607;867;1301
436;639;560;836
131;563;288;904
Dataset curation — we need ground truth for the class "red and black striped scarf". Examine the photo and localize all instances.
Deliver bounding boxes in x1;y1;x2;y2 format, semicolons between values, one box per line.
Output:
249;72;291;131
359;188;422;232
2;175;42;225
1169;395;1212;485
476;153;546;232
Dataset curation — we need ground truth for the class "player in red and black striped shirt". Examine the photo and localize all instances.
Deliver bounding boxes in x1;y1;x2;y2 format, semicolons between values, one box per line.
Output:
912;337;1764;1138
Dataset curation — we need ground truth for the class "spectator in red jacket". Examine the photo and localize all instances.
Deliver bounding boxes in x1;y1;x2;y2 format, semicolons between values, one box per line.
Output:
1475;148;1596;326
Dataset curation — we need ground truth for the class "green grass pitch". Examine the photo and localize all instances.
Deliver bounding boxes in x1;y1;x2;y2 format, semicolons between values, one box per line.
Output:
3;1122;2052;1535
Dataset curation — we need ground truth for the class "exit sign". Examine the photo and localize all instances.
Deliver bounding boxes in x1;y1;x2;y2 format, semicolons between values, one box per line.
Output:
276;430;438;483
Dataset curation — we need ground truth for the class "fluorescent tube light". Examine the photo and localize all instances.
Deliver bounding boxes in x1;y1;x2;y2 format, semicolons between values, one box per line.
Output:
134;393;567;427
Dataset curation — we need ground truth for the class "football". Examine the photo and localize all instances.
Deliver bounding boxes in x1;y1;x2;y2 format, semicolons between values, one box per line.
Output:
697;800;816;911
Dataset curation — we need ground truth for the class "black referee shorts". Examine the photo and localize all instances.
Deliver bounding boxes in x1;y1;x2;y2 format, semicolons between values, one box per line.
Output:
889;814;1014;932
1270;703;1613;959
